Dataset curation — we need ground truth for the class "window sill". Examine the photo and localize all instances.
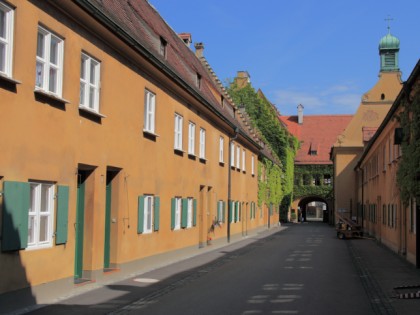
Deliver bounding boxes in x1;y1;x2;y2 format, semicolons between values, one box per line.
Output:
0;73;22;85
34;88;70;104
143;129;159;138
79;106;107;118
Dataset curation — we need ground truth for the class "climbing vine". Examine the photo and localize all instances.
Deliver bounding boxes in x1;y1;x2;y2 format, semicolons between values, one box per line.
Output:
397;90;420;204
227;80;298;214
293;165;333;199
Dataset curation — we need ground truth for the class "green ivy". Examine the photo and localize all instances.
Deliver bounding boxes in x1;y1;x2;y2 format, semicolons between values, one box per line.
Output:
397;92;420;204
293;165;333;199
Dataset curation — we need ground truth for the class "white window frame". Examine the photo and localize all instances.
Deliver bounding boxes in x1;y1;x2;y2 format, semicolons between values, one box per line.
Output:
219;137;224;163
199;128;206;159
28;182;55;249
144;89;156;133
35;26;64;97
242;149;246;172
230;142;235;167
0;1;14;77
187;197;193;228
174;113;183;151
251;155;255;175
188;121;195;155
174;197;182;230
80;52;101;112
217;200;224;223
236;145;240;169
142;195;154;234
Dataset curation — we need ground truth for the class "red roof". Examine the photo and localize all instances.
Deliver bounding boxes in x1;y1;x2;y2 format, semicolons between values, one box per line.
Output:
279;115;352;164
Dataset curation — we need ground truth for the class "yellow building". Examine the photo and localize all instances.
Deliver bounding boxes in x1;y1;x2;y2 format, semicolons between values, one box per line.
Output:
331;29;402;222
0;0;273;300
356;59;420;266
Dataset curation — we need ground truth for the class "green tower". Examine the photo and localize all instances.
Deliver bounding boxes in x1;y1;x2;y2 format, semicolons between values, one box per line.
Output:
379;25;400;72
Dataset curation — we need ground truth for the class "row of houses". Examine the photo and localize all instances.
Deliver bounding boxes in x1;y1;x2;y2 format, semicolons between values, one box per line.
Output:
0;0;280;301
330;27;420;266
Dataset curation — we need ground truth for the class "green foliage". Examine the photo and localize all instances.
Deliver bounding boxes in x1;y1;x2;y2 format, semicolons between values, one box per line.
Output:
227;80;298;211
294;165;333;199
397;92;420;204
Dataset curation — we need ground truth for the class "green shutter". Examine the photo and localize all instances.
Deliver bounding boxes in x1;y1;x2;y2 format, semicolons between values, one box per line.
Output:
138;196;145;234
223;201;226;223
2;181;30;251
55;185;69;245
193;199;197;226
154;196;160;231
234;201;238;222
171;198;176;230
181;198;188;228
229;201;234;223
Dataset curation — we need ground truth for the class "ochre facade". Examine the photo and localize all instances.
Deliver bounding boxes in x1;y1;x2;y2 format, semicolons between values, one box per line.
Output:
0;0;273;298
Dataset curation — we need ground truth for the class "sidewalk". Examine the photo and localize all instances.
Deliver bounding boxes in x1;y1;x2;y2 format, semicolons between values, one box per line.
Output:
347;237;420;315
1;224;286;315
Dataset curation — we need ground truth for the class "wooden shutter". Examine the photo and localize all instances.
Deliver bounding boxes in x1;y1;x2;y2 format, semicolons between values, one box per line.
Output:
223;201;226;223
2;181;30;251
138;196;145;233
234;201;238;222
171;198;176;230
193;199;197;226
55;185;69;245
154;196;160;231
181;198;188;228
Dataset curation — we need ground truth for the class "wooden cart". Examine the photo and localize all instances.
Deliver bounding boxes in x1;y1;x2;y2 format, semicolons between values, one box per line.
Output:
336;215;363;239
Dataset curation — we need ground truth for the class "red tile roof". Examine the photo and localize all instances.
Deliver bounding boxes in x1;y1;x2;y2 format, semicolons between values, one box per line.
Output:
279;115;353;164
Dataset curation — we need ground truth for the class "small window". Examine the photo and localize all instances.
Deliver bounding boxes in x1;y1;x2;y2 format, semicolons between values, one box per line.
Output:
35;26;64;96
144;89;156;133
173;197;181;230
142;195;154;233
188;122;195;155
196;73;201;89
219;137;224;163
187;197;194;228
236;146;240;169
251;155;255;176
230;142;235;167
80;53;101;112
381;93;385;100
199;128;206;159
217;200;224;222
159;37;167;58
0;1;14;77
174;113;183;151
242;149;246;172
28;182;55;249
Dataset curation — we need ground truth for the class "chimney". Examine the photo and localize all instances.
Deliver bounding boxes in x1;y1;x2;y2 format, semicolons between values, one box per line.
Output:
236;71;251;88
194;42;204;58
297;104;304;124
179;33;192;47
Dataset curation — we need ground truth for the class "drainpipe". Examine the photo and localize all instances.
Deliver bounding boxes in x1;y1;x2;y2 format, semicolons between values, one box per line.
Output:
227;127;239;243
360;167;364;230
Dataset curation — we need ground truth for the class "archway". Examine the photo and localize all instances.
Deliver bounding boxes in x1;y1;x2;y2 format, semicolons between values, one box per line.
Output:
298;196;330;223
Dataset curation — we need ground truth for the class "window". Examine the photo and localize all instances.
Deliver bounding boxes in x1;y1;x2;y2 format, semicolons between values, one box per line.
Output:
230;142;235;167
187;198;193;228
251;155;255;176
174;113;183;150
142;195;154;233
159;37;167;58
28;182;54;249
199;128;206;159
172;197;182;230
188;122;195;155
242;149;246;172
79;53;100;112
219;137;224;163
383;145;386;171
196;73;201;89
217;200;224;222
236;146;240;169
0;1;14;77
35;26;64;96
144;89;156;133
324;175;331;185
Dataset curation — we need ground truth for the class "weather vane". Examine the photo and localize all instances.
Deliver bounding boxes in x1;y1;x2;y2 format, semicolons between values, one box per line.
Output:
385;15;393;34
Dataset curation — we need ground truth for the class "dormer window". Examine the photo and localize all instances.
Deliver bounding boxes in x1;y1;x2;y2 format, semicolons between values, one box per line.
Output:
309;141;318;156
196;73;201;89
159;37;167;58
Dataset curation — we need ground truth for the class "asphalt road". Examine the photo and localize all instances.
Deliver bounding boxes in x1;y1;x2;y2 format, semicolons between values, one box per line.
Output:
29;223;375;315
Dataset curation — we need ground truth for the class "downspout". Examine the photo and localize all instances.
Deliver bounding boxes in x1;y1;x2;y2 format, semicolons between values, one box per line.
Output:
227;127;239;243
361;167;364;230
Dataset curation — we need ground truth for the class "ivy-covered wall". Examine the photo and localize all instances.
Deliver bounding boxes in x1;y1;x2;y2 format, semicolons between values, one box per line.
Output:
294;164;333;199
397;87;420;204
227;80;298;216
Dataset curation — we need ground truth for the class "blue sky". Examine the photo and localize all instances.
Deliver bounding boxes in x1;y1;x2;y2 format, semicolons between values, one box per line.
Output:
148;0;420;116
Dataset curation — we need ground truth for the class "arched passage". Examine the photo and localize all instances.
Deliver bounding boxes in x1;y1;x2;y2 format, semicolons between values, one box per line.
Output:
297;196;330;223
